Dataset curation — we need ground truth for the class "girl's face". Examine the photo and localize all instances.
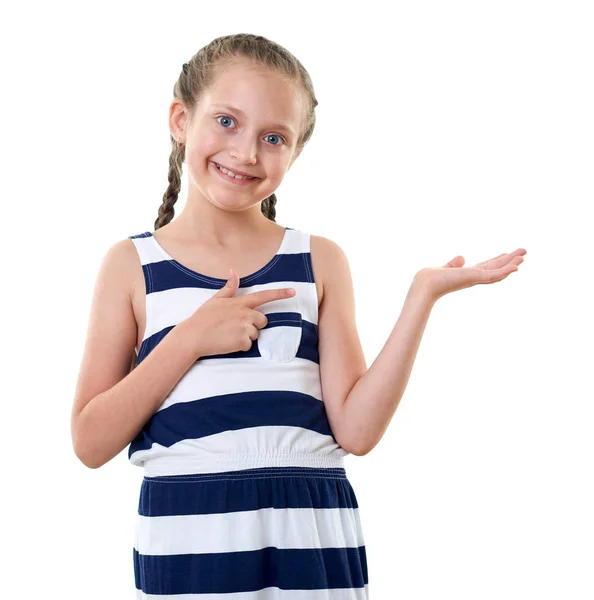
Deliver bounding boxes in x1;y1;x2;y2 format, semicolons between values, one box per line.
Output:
171;61;305;212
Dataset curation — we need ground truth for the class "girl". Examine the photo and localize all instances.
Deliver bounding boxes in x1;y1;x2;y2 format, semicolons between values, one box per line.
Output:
70;33;526;598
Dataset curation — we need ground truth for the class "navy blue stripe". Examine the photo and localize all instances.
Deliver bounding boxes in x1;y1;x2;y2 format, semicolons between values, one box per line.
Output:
139;467;359;515
140;264;152;295
137;317;319;365
299;319;319;363
145;251;311;293
262;311;301;327
137;324;174;364
128;390;337;459
133;545;368;594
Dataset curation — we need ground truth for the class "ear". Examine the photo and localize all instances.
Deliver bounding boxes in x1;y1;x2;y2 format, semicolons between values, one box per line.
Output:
169;99;187;143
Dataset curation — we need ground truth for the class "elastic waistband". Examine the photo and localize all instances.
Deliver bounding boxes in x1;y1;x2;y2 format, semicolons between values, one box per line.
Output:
141;452;346;478
144;465;348;483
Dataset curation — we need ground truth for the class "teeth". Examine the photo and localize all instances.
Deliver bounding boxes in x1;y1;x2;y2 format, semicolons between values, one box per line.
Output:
216;163;254;180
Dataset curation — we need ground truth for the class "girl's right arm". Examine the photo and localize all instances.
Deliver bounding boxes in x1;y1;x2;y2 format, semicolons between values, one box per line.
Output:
70;239;202;469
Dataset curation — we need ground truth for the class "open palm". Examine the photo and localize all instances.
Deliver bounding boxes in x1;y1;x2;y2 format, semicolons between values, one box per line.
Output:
418;248;527;301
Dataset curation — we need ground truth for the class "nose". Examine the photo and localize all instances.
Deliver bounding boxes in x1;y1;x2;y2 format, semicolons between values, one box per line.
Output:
229;132;258;165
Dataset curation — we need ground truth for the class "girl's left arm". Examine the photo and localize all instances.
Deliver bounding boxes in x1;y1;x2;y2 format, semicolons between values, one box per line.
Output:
340;276;436;456
316;236;525;457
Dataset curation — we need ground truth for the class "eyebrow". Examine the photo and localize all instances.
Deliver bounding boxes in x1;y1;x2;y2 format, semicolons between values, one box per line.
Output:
212;104;296;136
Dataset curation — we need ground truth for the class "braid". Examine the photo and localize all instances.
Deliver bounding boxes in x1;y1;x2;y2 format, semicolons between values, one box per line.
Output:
155;137;185;230
260;193;277;222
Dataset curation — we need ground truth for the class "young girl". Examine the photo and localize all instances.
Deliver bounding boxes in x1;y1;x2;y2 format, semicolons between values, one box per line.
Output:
70;33;526;598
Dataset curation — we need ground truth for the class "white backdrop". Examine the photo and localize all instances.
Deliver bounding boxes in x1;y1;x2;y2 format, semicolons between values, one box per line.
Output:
3;0;593;598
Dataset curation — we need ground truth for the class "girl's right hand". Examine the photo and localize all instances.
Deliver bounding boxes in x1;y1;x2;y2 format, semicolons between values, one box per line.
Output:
187;267;296;358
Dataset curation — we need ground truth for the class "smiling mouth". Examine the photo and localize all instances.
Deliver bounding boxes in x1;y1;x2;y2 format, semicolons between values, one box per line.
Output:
212;161;259;180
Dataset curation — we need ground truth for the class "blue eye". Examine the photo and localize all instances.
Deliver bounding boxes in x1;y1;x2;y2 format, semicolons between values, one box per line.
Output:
217;115;235;129
216;115;285;146
264;134;284;146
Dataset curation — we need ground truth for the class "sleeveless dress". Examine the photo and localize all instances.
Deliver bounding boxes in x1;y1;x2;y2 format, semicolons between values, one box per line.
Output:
127;226;369;599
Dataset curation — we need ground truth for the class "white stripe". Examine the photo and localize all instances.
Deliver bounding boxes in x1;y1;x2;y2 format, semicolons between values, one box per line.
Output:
157;356;321;411
133;425;348;476
134;506;365;555
131;234;169;265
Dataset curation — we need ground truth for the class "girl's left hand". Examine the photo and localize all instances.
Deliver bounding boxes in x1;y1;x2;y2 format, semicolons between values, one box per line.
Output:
416;248;527;302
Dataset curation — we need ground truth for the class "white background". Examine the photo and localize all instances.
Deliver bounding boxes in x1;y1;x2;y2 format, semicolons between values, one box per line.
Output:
2;0;593;597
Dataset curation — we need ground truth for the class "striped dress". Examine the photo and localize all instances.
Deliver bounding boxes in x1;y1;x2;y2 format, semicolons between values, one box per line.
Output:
128;226;369;598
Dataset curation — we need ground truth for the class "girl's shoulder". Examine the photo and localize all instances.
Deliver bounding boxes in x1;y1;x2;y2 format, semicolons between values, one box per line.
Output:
308;232;349;309
98;235;148;307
